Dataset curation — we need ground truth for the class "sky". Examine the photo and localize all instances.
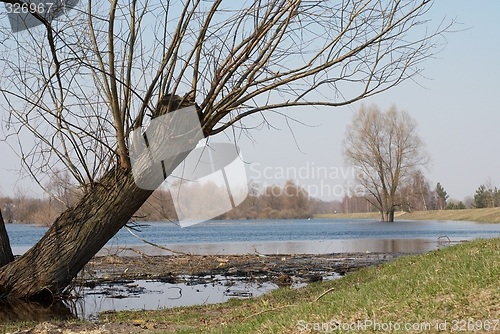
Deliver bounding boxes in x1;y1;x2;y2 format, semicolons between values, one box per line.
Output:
0;1;499;203
230;1;500;202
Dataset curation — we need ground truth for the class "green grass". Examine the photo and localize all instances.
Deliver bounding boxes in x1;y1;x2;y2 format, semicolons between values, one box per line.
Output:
97;238;500;333
0;321;37;333
316;207;500;223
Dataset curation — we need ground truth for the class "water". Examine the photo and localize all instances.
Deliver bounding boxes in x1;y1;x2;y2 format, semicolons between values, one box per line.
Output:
0;278;278;322
77;277;278;320
6;218;500;255
3;218;500;322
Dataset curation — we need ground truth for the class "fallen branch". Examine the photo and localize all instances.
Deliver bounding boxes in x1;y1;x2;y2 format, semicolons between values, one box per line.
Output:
437;235;451;243
252;246;268;257
119;247;153;257
125;227;192;256
313;287;335;302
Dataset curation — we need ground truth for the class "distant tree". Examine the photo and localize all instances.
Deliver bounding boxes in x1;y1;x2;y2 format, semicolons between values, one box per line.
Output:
342;105;430;222
263;185;285;212
445;200;465;210
214;180;318;219
341;195;376;213
282;180;309;214
134;189;177;221
473;183;500;209
400;170;433;212
473;185;488;208
45;170;81;210
308;198;342;215
463;196;474;209
0;198;14;224
495;189;500;208
435;182;449;210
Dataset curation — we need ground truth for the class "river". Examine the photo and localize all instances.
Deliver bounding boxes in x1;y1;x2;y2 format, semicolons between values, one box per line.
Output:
6;218;500;255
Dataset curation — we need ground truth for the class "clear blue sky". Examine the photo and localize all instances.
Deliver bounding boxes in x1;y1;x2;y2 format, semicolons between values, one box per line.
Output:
233;1;500;202
1;1;499;203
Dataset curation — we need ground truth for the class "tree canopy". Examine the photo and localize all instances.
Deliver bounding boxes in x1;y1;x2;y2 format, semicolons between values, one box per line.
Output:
0;0;453;300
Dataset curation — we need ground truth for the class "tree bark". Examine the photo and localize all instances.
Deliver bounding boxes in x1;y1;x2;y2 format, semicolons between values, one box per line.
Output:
388;208;395;222
0;210;14;268
0;130;196;300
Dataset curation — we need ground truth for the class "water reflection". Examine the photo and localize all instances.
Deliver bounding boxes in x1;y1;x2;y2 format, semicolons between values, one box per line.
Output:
78;278;277;320
98;237;459;256
0;278;277;323
0;300;75;323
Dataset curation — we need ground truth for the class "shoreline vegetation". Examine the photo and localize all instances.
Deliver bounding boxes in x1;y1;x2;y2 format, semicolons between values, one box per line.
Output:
315;207;500;223
2;208;499;332
3;177;498;226
5;207;500;227
2;237;500;333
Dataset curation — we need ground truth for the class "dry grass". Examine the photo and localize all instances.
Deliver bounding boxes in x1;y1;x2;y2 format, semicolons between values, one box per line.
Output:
316;207;500;223
97;238;500;333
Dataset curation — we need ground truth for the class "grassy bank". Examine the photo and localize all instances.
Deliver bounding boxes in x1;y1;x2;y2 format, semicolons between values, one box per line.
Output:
2;238;500;333
89;238;500;333
316;207;500;223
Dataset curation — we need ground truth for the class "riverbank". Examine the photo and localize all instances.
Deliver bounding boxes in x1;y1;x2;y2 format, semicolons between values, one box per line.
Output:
316;207;500;223
3;237;500;333
0;252;408;329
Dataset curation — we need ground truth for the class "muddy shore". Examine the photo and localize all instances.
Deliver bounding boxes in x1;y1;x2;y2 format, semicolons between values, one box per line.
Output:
82;251;411;286
3;251;415;333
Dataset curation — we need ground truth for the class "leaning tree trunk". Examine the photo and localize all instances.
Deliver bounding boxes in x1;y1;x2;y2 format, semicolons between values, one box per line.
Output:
0;211;14;268
0;105;200;300
0;166;149;300
0;161;187;300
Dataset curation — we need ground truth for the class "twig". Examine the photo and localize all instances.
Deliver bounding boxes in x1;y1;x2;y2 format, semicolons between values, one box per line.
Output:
244;305;293;321
252;246;268;257
437;235;451;243
313;287;335;302
125;227;192;255
120;247;152;257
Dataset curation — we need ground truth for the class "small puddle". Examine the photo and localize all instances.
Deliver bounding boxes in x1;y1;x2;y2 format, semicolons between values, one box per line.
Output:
0;274;341;323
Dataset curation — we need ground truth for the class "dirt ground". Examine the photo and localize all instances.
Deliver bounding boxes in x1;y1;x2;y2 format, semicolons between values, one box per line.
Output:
6;321;156;334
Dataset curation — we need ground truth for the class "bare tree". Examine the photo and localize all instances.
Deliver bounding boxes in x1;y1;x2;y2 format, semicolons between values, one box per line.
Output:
0;0;452;299
400;170;432;212
342;104;430;221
